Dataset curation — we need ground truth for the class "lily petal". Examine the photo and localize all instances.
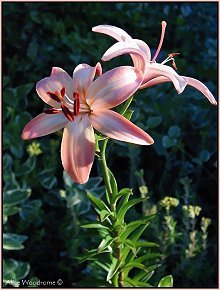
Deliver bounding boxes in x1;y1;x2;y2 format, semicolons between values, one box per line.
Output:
90;110;154;145
143;63;188;94
87;66;143;111
140;76;170;89
134;39;151;63
92;24;132;42
102;42;148;74
61;115;95;184
73;63;102;103
140;75;217;105
36;67;74;108
187;77;217;105
21;113;67;140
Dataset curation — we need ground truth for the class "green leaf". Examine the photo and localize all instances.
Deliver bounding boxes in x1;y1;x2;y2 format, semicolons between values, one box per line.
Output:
4;188;31;206
199;150;211;163
168;126;181;138
107;257;121;281
3;259;30;282
15;156;36;177
100;209;112;222
3;154;13;170
108;168;118;195
146;116;162;128
39;169;57;189
117;197;146;222
162;135;176;148
123;261;146;271
3;88;17;107
87;192;110;214
133;270;155;283
3;206;20;218
78;249;110;264
10;144;24;159
158;275;173;287
133;241;160;248
19;200;42;222
119;220;148;241
3;233;28;250
134;253;161;264
112;188;133;206
97;235;115;254
81;221;110;231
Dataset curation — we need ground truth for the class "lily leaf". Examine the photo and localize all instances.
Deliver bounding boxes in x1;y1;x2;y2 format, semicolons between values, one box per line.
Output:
107;257;121;281
87;192;110;214
158;275;173;287
117;197;146;222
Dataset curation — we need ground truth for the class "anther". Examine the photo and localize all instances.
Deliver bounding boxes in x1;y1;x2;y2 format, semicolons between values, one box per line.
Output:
60;87;66;98
44;108;60;114
168;52;180;58
61;104;75;122
47;92;62;103
73;92;80;116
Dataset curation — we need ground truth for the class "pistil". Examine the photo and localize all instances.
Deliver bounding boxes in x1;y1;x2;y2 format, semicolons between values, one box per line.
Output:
151;21;167;63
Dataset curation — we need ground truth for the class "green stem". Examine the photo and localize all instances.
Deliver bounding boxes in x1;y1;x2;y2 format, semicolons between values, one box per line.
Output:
99;139;124;287
100;138;113;206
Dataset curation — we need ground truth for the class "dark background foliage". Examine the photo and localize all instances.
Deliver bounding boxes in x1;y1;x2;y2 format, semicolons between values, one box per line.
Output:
3;2;218;288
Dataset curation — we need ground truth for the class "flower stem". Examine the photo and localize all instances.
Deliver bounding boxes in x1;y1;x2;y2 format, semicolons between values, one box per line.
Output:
100;138;113;205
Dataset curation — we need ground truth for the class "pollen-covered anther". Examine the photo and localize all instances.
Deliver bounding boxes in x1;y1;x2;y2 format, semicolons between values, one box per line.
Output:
61;104;74;122
73;92;80;116
47;92;62;103
168;52;180;58
44;108;60;114
60;87;66;98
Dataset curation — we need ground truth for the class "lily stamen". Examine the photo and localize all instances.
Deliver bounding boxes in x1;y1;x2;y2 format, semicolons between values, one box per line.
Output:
161;52;180;70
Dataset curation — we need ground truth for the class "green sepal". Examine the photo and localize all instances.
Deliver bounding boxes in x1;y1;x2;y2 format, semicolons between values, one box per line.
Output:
158;275;173;287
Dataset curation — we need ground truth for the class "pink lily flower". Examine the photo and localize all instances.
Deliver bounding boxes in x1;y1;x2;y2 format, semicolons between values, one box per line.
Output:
92;22;217;105
22;63;154;184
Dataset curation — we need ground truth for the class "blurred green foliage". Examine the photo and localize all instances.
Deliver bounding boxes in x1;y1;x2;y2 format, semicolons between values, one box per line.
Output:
3;2;217;288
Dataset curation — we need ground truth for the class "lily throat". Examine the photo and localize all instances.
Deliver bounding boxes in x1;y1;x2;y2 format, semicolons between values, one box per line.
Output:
44;87;91;122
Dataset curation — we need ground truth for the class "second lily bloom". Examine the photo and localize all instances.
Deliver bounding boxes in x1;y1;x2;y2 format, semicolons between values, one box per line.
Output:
93;21;217;105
